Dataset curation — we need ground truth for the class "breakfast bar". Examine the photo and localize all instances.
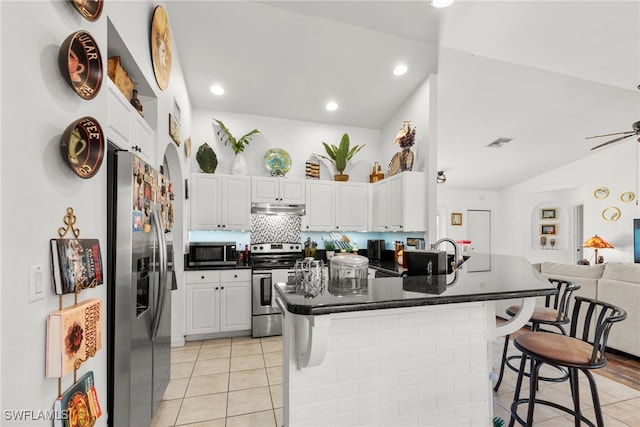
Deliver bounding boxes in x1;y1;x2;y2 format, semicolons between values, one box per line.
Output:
274;254;556;426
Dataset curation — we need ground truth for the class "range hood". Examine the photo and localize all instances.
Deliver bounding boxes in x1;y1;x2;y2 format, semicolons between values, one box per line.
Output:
251;203;305;216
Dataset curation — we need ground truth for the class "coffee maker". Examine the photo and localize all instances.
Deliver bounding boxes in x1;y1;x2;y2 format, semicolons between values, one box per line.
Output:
367;239;385;261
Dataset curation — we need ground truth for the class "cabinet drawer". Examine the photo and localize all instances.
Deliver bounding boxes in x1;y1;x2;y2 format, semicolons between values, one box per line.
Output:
186;270;221;283
220;269;251;283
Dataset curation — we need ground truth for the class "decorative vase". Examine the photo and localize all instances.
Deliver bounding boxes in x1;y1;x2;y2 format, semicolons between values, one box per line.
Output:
334;173;349;182
231;152;247;175
399;147;414;172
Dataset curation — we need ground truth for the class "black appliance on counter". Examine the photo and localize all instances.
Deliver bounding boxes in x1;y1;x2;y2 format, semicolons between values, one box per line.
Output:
367;239;385;261
186;241;237;268
251;242;302;337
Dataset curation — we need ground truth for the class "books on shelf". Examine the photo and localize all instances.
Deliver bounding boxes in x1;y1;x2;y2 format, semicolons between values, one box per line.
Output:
50;239;103;295
46;298;103;378
54;370;102;427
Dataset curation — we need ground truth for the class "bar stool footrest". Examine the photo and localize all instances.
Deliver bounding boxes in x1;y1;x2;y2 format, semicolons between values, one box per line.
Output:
510;397;596;427
505;355;569;384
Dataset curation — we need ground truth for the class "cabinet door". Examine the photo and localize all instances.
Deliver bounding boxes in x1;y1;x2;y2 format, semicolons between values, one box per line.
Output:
252;177;279;203
304;181;334;231
190;174;221;230
107;82;132;150
371;181;389;231
335;182;368;231
220;282;251;332
186;283;219;335
388;176;404;230
280;179;305;204
133;117;154;163
222;176;251;230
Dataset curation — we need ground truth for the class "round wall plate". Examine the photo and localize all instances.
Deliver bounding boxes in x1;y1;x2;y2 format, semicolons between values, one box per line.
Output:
620;191;635;203
60;117;105;179
601;206;621;221
70;0;104;22
151;5;172;90
593;187;609;199
58;31;103;100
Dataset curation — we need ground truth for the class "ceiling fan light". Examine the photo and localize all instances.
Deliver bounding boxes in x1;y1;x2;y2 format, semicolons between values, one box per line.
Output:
431;0;454;8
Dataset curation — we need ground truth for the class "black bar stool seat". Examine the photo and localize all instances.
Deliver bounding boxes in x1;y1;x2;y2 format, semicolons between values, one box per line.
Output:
493;279;579;392
509;296;627;427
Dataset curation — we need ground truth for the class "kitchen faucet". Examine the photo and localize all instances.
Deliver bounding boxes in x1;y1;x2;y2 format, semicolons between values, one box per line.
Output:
431;238;459;272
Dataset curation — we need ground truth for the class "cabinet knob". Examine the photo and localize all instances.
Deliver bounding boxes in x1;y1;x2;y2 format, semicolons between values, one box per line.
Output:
221;286;224;290
234;274;237;278
215;287;219;290
222;224;226;228
201;276;205;279
217;225;221;228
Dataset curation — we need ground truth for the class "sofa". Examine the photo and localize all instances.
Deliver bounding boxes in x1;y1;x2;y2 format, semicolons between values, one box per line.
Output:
495;261;640;358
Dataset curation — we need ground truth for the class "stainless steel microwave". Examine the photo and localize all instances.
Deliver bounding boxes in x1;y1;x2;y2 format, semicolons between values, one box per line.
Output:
187;242;237;267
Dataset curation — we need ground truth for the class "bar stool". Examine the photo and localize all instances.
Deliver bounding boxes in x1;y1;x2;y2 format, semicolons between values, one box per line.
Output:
509;296;627;427
493;278;580;392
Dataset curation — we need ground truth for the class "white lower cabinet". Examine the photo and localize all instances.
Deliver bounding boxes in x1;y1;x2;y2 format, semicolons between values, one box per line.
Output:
185;269;251;337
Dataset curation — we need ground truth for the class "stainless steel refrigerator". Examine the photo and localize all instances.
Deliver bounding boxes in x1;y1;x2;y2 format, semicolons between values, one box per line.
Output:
107;146;174;427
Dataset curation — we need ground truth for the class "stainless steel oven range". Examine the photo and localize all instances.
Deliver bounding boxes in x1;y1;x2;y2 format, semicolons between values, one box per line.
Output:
251;242;302;337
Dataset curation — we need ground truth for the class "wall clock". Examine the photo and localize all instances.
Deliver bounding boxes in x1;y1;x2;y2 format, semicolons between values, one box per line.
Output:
150;5;172;90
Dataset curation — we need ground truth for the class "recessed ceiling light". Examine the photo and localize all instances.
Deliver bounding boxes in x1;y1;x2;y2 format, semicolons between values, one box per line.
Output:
393;64;408;76
431;0;454;8
326;101;338;111
210;85;224;95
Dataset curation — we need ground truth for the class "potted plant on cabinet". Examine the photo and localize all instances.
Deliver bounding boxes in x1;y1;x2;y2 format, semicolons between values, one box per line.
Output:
316;133;365;181
213;118;260;175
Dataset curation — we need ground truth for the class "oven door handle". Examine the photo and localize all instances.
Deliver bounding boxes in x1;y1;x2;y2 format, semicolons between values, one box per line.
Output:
260;276;272;306
274;294;286;317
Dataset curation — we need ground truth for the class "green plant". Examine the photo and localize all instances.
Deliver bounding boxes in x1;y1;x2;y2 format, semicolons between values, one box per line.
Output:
213;118;261;155
324;241;335;251
315;133;365;175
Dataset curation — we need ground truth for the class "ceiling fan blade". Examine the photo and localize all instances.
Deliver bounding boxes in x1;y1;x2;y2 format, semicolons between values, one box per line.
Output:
590;133;635;150
585;130;635;140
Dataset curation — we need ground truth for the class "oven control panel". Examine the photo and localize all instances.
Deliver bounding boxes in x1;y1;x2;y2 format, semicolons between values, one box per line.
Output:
252;243;301;253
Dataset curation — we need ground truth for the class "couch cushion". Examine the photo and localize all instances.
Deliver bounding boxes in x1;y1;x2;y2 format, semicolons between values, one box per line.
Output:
602;262;640;284
541;262;605;280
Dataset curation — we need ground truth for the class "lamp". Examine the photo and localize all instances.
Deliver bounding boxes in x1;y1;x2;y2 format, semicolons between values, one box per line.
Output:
582;235;614;264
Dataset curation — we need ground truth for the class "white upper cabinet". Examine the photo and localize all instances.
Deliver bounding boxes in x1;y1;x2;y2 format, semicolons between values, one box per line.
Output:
190;173;251;230
303;181;367;231
370;172;426;232
252;177;305;204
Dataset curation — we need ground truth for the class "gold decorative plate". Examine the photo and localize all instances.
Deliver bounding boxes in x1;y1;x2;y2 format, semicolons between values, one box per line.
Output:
593;187;609;199
601;206;621;221
620;191;635;203
70;0;103;21
151;6;172;90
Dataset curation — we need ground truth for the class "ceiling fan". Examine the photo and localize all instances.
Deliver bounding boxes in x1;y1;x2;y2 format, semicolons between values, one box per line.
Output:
586;120;640;150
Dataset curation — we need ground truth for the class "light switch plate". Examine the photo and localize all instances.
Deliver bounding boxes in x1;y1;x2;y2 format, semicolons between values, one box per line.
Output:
29;265;44;302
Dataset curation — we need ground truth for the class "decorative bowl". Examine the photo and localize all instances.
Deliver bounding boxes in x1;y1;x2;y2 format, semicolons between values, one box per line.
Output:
264;148;292;176
60;117;105;179
59;31;103;100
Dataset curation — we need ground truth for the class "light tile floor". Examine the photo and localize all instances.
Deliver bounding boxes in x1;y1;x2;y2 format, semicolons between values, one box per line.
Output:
152;335;640;426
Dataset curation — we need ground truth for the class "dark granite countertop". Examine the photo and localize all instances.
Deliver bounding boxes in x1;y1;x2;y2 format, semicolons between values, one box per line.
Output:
275;254;556;316
367;260;406;277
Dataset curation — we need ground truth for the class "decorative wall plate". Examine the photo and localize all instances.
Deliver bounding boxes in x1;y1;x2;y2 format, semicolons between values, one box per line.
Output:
150;5;172;90
620;191;635;203
264;148;291;176
70;0;103;22
59;31;103;100
60;117;105;179
601;206;621;221
593;187;609;199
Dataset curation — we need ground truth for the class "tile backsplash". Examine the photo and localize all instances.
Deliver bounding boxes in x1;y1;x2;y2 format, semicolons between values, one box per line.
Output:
251;215;301;244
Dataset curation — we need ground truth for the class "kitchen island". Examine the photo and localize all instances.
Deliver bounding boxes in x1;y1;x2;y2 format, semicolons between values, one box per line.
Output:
274;254;556;426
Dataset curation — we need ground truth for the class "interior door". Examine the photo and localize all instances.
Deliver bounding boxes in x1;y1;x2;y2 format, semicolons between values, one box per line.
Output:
465;209;491;272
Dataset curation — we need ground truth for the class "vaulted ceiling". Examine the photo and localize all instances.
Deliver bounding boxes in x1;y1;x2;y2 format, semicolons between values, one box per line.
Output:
166;1;640;190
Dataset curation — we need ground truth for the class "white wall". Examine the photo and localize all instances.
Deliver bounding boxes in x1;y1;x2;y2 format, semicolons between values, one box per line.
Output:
0;1;192;424
498;141;640;264
437;189;500;245
189;109;381;181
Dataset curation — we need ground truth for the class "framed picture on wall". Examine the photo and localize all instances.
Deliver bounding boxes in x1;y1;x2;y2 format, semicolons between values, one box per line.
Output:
169;113;180;145
540;224;557;235
451;212;462;226
540;208;557;220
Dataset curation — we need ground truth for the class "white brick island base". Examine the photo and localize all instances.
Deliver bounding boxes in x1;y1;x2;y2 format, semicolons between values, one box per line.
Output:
282;302;493;427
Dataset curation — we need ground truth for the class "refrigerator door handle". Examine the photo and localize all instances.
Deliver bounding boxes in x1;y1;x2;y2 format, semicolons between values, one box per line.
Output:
151;205;167;340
